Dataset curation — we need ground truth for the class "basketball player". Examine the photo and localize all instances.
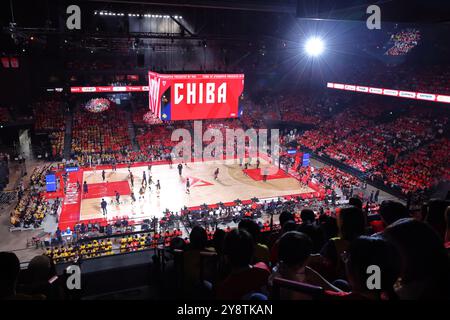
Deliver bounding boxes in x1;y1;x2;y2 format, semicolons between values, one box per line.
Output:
256;158;260;169
115;191;120;205
139;186;145;200
148;174;153;185
142;171;147;186
101;198;107;216
177;163;183;176
130;172;134;188
214;168;219;180
263;167;268;182
156;180;161;198
102;170;106;182
186;178;190;194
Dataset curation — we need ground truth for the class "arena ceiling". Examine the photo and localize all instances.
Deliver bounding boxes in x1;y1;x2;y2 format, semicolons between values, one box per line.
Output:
1;0;449;55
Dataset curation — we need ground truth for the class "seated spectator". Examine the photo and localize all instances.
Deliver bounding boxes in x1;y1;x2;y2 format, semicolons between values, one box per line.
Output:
268;210;295;247
0;252;43;300
0;252;21;300
318;213;338;240
445;206;450;250
270;220;298;266
269;231;340;300
331;236;400;300
20;255;63;300
377;200;409;230
238;219;270;265
348;197;363;210
216;229;270;299
424;199;450;240
297;209;325;253
319;206;367;281
183;226;215;295
383;218;450;299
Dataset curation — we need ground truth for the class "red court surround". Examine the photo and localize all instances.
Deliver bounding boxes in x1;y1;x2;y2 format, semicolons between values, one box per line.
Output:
56;159;323;229
243;168;290;181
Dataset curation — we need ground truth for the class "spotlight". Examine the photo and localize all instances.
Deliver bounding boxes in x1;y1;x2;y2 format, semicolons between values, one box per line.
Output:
304;37;325;57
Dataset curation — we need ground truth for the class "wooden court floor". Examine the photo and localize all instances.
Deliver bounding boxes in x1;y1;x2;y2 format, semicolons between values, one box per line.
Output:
79;158;313;222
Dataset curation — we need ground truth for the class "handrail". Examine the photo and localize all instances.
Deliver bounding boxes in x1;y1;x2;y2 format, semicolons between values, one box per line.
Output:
271;277;324;300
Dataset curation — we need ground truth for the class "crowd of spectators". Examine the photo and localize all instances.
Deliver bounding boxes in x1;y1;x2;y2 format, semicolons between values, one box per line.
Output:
385;28;421;56
48;132;64;159
3;177;449;300
71;103;132;156
295;101;448;194
33;99;65;131
45;239;113;263
376;138;450;194
10;165;60;228
32;98;66;159
329;62;450;95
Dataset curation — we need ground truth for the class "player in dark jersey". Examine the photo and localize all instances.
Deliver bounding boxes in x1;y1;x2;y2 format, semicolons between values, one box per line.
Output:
186;178;190;194
214;168;219;180
156;180;161;198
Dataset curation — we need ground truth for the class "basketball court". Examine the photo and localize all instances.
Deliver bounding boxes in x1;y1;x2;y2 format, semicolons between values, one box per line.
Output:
57;158;315;229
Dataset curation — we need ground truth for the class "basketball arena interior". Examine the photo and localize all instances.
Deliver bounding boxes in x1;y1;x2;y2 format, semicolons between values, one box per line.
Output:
0;0;449;303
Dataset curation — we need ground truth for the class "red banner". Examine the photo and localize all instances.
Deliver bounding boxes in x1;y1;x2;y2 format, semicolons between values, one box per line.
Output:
9;57;19;68
148;72;245;120
70;86;149;93
1;57;10;68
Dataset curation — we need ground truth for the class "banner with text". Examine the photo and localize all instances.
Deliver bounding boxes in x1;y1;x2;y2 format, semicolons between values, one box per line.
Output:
327;82;450;104
148;71;245;120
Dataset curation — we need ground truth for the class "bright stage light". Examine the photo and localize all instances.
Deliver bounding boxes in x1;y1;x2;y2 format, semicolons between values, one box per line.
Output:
304;37;325;57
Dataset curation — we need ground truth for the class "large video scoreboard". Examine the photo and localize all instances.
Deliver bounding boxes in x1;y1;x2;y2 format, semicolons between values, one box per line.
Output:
148;72;245;121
